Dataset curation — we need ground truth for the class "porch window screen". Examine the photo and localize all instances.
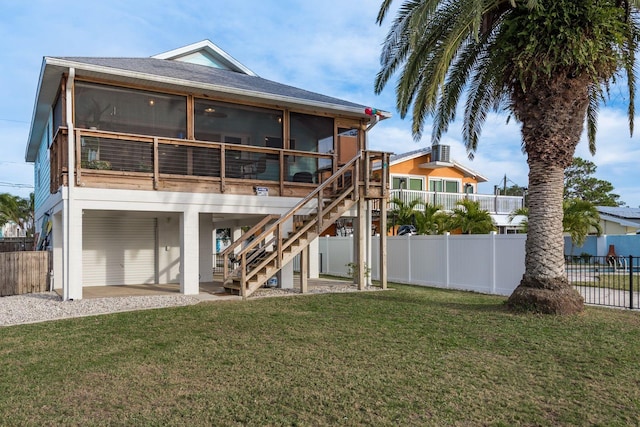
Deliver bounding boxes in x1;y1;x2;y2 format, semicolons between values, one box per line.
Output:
194;99;283;147
290;112;334;177
74;82;186;138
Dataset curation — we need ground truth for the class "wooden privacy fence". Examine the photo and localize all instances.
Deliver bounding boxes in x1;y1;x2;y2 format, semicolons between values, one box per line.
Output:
0;238;35;253
0;251;50;296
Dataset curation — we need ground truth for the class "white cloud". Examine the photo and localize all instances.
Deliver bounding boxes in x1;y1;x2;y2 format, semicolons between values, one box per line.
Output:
1;0;638;206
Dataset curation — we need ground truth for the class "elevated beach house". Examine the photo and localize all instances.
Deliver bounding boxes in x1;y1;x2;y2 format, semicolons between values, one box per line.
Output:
25;40;390;300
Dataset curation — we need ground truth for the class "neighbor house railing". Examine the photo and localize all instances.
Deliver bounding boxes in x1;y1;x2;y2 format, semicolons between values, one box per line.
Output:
50;127;339;196
387;189;524;214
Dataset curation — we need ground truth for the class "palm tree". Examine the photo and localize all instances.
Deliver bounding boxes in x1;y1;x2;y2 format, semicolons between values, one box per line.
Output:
0;193;35;237
375;0;639;314
508;207;529;233
511;202;602;251
388;197;422;229
563;199;602;255
448;199;496;234
413;203;447;234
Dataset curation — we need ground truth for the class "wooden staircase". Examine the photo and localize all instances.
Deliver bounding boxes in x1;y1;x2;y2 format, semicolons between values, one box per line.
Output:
222;155;363;297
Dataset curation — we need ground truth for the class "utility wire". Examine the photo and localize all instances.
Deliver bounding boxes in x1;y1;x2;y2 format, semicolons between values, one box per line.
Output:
0;181;33;189
0;118;29;124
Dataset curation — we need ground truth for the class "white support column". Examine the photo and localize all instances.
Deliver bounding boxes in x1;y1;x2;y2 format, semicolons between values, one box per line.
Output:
300;246;308;293
279;217;295;289
65;206;83;301
379;195;388;290
180;209;199;295
357;195;367;289
62;198;69;300
366;200;373;286
279;262;294;289
232;226;243;257
52;212;63;292
308;237;319;279
199;214;214;283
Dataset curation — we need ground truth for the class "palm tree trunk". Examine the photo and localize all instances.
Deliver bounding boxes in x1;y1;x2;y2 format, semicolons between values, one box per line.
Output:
508;160;583;314
524;161;566;280
507;76;588;314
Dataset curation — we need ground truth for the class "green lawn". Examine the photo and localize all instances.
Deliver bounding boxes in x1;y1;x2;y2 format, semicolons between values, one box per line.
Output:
1;284;639;426
570;274;640;290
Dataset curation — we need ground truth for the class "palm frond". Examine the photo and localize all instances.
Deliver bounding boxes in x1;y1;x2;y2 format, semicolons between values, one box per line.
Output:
376;0;396;24
586;85;602;155
624;19;638;137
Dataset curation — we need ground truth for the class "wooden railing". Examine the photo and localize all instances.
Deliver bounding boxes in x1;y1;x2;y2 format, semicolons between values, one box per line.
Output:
221;214;280;280
50;127;338;196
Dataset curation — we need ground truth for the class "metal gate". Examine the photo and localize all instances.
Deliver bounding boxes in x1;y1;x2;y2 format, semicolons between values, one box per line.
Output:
566;255;639;310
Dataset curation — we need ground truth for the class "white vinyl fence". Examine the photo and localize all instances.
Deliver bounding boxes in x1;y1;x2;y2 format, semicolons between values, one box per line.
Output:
319;234;526;296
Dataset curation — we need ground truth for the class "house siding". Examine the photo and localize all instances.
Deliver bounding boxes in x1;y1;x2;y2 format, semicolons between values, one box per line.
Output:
389;154;478;187
34;114;52;212
390;155;430;175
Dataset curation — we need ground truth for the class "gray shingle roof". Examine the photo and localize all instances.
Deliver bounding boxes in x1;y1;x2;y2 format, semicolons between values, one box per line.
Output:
55;57;366;110
389;147;431;163
597;206;640;219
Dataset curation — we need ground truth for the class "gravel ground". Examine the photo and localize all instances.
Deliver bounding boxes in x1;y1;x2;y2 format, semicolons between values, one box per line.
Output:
0;292;200;327
0;282;381;327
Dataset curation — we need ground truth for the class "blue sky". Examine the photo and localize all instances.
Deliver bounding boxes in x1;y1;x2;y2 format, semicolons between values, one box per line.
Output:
1;0;639;207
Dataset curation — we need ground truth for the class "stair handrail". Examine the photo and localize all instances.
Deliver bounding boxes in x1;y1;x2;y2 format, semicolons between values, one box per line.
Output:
231;153;361;291
221;214;280;281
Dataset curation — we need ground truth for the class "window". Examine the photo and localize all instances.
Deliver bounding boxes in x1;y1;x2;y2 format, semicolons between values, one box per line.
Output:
290;112;334;173
429;178;460;193
75;82;187;138
290;113;333;153
392;175;424;190
194;99;282;146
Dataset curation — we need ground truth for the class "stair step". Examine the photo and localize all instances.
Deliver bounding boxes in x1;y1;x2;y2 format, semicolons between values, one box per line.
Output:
223;281;242;295
226;181;357;298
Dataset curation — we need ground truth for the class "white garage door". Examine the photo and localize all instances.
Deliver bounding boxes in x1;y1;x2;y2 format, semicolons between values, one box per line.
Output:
83;216;157;286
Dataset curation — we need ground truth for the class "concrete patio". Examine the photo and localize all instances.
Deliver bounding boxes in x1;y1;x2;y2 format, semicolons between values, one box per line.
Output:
54;275;360;301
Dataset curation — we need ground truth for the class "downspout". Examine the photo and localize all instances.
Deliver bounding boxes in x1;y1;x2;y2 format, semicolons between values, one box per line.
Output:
63;67;75;300
366;114;381;132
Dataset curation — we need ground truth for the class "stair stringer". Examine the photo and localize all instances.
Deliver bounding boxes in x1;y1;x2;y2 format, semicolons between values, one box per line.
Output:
240;196;357;296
